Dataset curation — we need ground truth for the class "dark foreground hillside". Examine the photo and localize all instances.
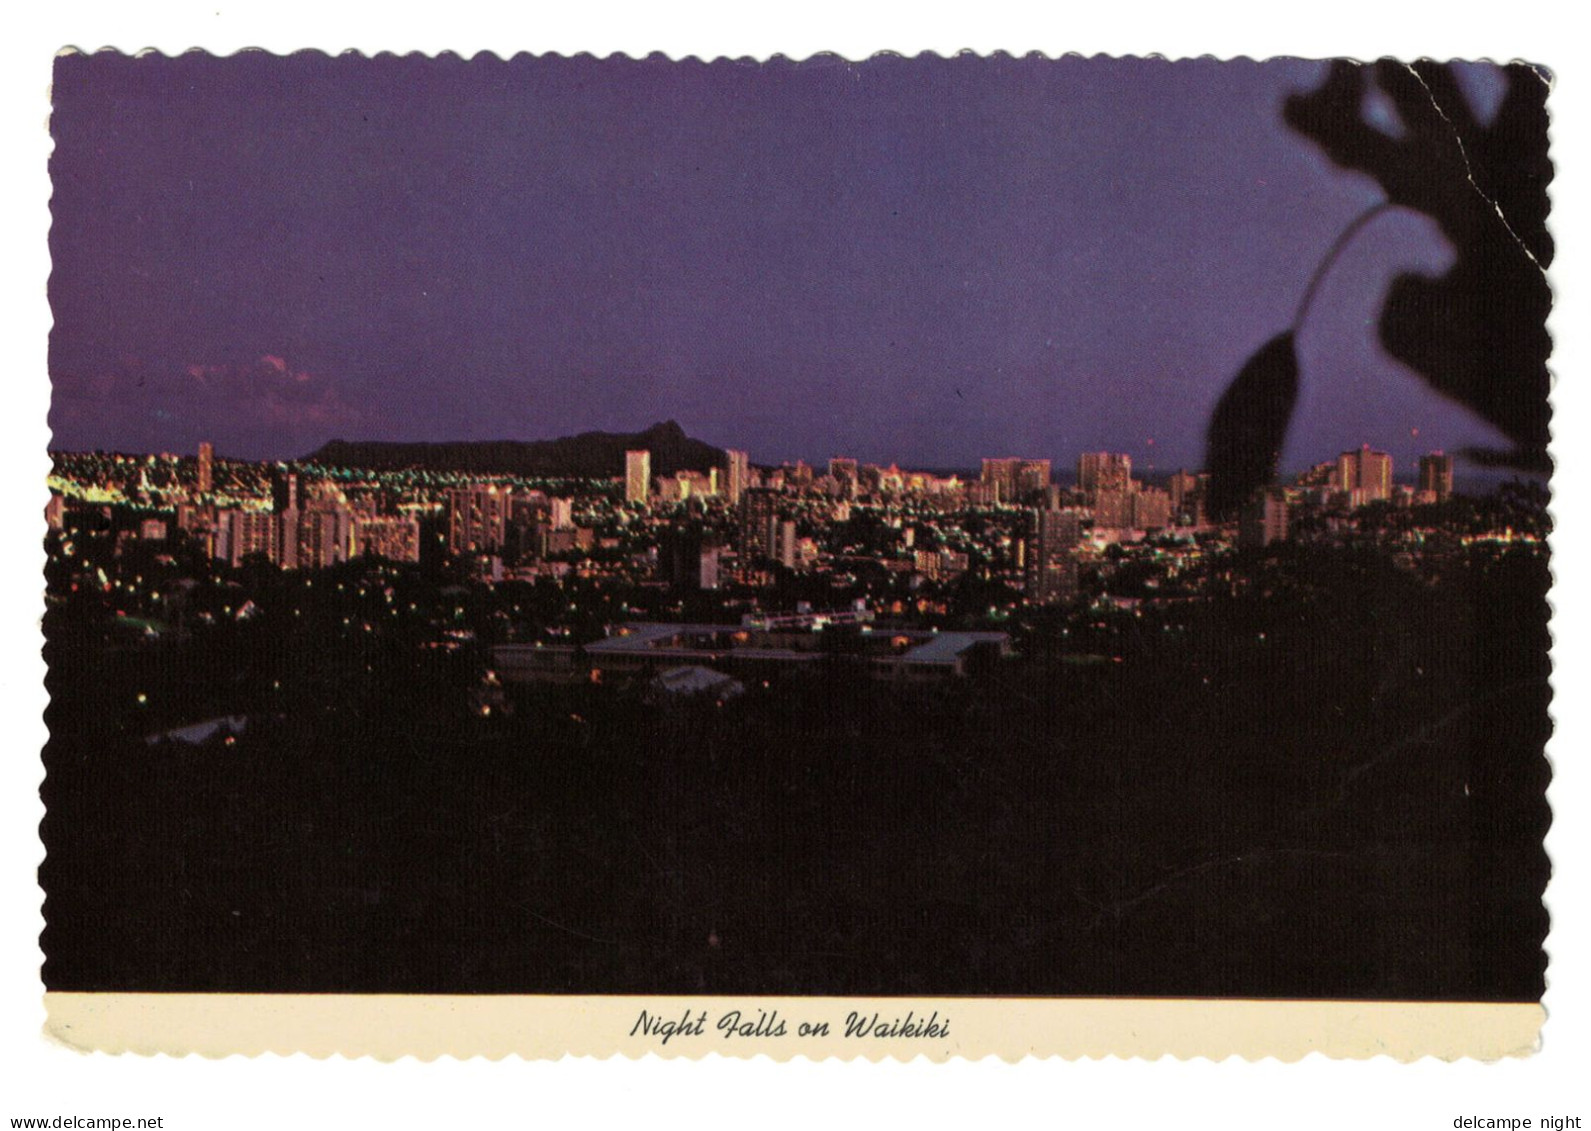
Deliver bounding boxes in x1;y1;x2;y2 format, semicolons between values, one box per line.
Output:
40;546;1550;999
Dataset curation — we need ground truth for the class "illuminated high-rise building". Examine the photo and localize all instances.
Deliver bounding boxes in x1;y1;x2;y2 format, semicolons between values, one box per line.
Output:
197;441;214;497
1077;452;1132;498
700;545;723;590
1169;470;1208;524
1295;461;1338;489
656;473;691;504
967;481;1001;507
981;458;1052;504
1093;488;1134;529
738;488;780;564
219;509;280;567
777;519;798;569
625;450;651;506
447;485;512;555
726;450;750;505
1419;451;1455;501
1027;507;1081;604
1131;486;1171;531
353;515;421;563
277;507;300;570
1336;445;1393;502
296;508;354;569
1015;460;1052;499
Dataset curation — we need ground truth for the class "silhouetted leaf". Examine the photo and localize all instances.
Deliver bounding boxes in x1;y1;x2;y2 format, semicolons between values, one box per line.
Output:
1205;332;1298;521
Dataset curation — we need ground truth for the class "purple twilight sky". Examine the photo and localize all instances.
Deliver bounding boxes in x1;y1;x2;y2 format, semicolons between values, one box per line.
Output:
48;51;1514;474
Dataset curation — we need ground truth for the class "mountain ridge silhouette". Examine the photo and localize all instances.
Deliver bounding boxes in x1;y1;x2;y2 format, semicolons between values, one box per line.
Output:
303;420;725;479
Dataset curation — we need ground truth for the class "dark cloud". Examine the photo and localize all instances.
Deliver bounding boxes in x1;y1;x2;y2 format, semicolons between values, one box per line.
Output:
50;355;364;458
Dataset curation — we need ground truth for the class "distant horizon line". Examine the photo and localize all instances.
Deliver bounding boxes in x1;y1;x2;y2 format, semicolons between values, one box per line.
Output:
51;438;1503;488
51;417;1464;474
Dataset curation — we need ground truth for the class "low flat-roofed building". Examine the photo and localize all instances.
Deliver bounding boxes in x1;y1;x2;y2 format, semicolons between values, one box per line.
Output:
873;630;1010;682
145;714;249;747
646;665;745;704
490;642;587;684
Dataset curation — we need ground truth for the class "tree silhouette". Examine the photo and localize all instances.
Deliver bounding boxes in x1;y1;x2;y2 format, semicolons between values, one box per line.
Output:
1205;60;1553;519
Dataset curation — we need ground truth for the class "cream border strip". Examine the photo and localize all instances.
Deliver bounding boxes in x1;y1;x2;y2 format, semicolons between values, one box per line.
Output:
43;994;1543;1061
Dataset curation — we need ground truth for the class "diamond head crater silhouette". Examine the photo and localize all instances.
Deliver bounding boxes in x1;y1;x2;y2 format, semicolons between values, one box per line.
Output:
304;421;725;479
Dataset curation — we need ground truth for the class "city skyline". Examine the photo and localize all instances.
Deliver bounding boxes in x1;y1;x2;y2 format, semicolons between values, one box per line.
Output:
48;428;1460;493
46;426;1464;591
48;52;1518;474
44;423;1491;492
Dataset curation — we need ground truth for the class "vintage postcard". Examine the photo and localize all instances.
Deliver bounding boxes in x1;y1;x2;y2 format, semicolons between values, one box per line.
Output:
39;50;1553;1060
